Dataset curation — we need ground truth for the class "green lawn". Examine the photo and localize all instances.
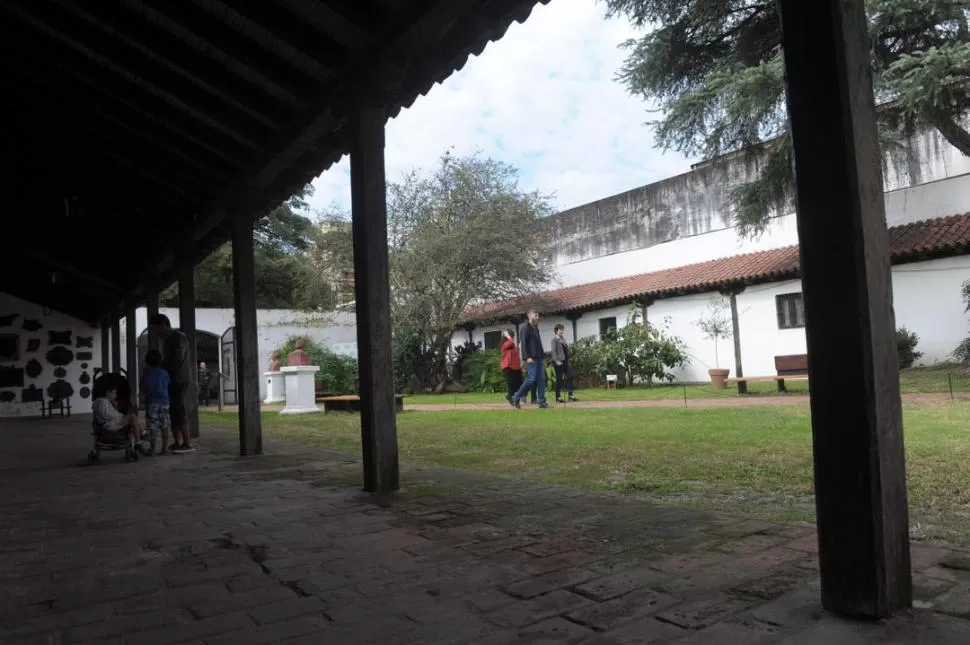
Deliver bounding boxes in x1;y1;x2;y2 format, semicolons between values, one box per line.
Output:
201;400;970;545
404;363;970;405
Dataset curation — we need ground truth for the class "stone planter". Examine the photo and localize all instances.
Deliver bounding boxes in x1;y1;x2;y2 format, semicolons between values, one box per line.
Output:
708;368;730;389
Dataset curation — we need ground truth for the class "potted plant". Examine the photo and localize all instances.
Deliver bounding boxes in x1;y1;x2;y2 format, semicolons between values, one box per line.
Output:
695;298;733;389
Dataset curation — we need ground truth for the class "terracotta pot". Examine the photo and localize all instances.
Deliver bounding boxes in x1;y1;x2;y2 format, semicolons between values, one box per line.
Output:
708;368;730;390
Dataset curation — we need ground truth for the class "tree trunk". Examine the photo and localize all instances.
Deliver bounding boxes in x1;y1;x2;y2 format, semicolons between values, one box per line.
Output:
930;111;970;157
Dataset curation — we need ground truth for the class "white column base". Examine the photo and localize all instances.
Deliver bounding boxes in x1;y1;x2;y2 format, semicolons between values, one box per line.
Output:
280;366;322;415
263;371;285;404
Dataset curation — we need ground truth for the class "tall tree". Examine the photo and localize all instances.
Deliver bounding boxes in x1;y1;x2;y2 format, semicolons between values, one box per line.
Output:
604;0;970;237
389;153;555;390
161;185;336;309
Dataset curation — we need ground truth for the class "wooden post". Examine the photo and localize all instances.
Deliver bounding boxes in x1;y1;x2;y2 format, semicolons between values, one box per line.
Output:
124;298;137;399
350;105;399;495
566;312;582;342
231;214;262;456
100;317;110;376
779;0;911;618
725;289;747;395
111;315;122;373
146;288;160;353
179;242;199;439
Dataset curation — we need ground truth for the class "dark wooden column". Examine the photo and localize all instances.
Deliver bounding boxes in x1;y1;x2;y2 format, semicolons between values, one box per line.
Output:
111;315;122;373
566;312;582;342
100;317;110;377
146;288;160;353
179;243;199;439
124;298;137;399
463;323;475;344
779;0;911;618
350;106;399;495
721;288;747;395
231;214;262;456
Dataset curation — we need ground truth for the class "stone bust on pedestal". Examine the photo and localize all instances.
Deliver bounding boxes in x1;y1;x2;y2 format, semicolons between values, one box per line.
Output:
267;352;281;372
287;340;312;366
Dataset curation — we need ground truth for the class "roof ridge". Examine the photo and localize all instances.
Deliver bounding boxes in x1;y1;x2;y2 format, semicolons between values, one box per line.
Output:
464;212;970;322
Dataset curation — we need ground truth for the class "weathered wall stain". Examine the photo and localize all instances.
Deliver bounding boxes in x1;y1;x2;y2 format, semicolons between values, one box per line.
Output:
546;122;969;267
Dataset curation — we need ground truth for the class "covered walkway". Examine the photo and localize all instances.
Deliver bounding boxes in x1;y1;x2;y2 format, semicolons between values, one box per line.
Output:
1;417;968;644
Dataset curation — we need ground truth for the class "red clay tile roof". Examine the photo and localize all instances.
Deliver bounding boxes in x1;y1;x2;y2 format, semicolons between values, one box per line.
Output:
464;213;970;323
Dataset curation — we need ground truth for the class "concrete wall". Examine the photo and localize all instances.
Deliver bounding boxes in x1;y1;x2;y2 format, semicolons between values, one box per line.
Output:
118;307;358;400
553;172;970;289
0;292;103;417
458;255;970;386
547;122;970;288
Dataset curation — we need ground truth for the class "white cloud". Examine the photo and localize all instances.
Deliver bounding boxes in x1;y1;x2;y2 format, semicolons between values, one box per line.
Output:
308;0;693;215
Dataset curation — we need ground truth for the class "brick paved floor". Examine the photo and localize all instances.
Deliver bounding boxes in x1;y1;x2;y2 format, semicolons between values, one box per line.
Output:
2;417;970;644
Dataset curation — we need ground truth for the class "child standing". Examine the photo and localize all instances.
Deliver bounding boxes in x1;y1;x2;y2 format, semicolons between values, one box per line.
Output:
142;349;171;455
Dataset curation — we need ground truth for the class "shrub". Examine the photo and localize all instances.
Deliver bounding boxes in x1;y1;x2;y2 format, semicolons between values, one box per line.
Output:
460;349;505;393
896;327;922;369
275;335;358;394
393;330;430;393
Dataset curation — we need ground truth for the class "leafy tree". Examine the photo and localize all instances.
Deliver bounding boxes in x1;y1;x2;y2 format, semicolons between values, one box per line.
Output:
953;279;970;362
604;0;970;237
161;185;338;309
694;297;733;369
572;307;689;385
389;153;555;390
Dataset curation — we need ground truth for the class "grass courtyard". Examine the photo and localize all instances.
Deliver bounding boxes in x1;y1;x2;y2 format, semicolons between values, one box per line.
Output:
201;398;970;546
404;363;970;405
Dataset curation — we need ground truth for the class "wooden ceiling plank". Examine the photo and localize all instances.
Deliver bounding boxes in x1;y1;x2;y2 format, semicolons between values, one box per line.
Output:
47;0;288;130
1;4;264;151
273;0;371;49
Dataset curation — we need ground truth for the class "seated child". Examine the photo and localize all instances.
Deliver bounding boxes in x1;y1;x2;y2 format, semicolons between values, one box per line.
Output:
141;350;171;455
92;384;144;450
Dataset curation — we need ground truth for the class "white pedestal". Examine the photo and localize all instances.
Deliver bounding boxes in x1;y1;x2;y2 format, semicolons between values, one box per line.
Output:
263;371;285;404
280;366;321;415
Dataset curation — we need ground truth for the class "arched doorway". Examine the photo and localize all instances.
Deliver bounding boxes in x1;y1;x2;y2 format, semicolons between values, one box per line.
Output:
221;327;236;405
135;329;221;404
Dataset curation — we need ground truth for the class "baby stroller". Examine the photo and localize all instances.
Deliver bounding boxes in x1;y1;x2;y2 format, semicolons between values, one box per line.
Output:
87;371;139;464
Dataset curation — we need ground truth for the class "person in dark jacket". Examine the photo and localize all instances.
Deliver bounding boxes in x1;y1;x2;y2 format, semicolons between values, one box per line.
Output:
511;310;549;409
551;324;578;403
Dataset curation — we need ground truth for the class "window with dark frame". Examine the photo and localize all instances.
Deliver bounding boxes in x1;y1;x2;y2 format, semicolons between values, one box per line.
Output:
599;317;617;340
483;330;502;350
776;293;806;329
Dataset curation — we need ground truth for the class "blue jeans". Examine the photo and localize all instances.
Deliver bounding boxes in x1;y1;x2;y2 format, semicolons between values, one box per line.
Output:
515;359;546;405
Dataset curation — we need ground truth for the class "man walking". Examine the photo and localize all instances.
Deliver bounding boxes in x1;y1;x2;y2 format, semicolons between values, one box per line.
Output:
149;314;195;453
511;310;549;409
551;324;578;403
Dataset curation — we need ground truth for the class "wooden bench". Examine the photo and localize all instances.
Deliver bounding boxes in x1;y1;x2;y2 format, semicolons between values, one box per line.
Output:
317;394;406;413
726;354;809;393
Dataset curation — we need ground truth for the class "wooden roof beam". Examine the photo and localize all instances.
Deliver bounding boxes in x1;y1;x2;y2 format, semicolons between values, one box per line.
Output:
114;0;305;106
0;5;264;151
46;0;288;130
10;71;237;181
189;0;333;81
273;0;372;49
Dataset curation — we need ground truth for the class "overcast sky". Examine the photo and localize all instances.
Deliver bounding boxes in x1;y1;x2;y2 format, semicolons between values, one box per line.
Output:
307;0;693;216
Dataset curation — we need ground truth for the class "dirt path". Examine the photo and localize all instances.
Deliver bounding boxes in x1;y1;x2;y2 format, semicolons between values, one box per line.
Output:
406;391;970;412
203;391;969;414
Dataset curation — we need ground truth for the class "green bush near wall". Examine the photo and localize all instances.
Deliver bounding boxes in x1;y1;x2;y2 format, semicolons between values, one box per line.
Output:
275;335;358;395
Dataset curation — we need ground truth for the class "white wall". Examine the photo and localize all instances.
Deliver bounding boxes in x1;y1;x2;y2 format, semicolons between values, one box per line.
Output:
735;280;809;377
458;255;970;386
893;256;970;365
118;308;358;399
553;173;970;289
0;292;102;417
